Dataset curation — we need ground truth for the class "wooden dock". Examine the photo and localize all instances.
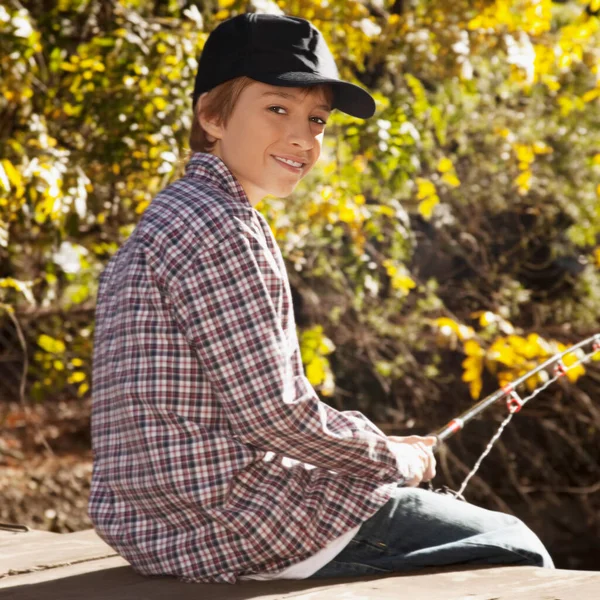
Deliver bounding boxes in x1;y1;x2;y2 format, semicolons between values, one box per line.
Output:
1;528;599;599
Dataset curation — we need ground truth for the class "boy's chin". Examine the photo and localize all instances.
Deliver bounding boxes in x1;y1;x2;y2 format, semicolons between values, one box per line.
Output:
268;182;300;199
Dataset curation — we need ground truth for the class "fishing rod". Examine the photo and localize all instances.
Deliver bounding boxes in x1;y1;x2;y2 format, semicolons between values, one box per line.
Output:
426;333;600;496
431;333;600;447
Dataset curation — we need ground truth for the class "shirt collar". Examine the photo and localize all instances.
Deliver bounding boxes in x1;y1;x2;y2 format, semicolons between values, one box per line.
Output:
184;152;251;208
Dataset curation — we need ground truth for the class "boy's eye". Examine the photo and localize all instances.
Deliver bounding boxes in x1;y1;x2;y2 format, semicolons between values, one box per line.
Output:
269;105;287;115
268;106;327;126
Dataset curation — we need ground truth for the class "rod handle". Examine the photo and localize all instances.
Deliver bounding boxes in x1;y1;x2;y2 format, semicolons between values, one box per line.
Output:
429;418;465;451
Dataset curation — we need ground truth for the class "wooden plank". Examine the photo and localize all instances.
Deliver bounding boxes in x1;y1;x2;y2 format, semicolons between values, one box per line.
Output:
0;529;116;576
2;561;600;600
1;529;600;599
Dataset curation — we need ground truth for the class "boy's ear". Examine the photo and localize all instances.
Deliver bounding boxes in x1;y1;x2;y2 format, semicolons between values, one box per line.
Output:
196;92;224;143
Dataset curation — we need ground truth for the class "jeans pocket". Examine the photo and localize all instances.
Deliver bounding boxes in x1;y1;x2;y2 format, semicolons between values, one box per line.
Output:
347;537;390;555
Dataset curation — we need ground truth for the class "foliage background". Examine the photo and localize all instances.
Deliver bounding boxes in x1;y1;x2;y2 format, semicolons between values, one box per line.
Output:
1;0;600;568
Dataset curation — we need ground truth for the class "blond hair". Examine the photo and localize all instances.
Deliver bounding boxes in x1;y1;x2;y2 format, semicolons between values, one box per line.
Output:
189;76;335;153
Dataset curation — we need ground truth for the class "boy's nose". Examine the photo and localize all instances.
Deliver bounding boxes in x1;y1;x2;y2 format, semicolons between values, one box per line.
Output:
286;122;318;151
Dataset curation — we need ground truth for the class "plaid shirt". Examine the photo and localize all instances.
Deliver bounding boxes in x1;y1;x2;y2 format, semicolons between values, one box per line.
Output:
89;152;407;584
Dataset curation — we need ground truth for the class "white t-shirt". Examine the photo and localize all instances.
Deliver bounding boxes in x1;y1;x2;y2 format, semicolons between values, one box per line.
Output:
239;523;361;581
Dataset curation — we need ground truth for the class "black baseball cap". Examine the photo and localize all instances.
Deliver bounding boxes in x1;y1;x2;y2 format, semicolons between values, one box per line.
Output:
192;13;376;119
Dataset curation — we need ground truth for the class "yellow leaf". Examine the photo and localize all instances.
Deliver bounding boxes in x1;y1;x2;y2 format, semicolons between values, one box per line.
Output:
582;89;600;103
153;97;167;110
339;205;358;223
507;334;525;349
563;350;581;368
391;273;416;294
514;144;534;164
558;96;574;116
462;355;483;398
318;337;336;355
515;170;532;193
441;172;461;187
0;163;8;190
489;339;517;367
418;196;439;220
469;377;482;400
306;356;326;386
53;360;65;371
416;178;439;219
542;76;560;92
566;362;586;383
526;334;551;358
0;278;35;304
519;338;540;360
1;160;22;192
60;61;77;72
136;200;150;214
382;259;397;277
498;370;515;389
375;205;395;217
301;345;315;364
462;355;482;382
0;277;25;293
78;382;90;397
67;371;86;384
38;334;66;354
464;339;484;357
416;178;436;200
437;157;453;173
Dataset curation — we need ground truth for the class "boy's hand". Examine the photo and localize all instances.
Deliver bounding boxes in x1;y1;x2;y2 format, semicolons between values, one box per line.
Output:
387;435;437;487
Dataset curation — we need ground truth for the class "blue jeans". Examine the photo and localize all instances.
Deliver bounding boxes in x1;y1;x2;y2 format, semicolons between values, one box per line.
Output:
308;486;554;579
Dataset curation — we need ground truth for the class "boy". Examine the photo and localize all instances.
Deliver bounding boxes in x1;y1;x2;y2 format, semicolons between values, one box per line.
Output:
89;13;553;584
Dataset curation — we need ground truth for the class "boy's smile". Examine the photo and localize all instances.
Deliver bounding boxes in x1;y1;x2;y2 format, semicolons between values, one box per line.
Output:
272;155;305;172
197;81;332;207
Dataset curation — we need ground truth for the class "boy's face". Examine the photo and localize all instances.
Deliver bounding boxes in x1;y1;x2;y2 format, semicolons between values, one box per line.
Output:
200;81;332;207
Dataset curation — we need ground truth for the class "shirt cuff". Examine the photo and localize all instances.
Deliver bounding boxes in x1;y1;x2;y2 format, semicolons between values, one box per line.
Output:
387;441;420;482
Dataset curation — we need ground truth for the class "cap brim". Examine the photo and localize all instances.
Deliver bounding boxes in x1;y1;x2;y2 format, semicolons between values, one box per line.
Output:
248;71;376;119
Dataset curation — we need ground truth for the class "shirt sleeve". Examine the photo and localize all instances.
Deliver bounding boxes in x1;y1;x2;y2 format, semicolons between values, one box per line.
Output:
166;227;407;485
